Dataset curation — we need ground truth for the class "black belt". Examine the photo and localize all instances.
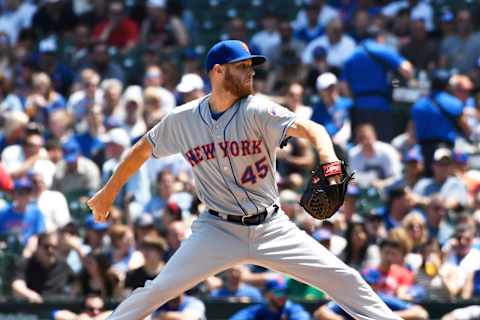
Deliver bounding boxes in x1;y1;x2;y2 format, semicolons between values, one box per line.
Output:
208;205;279;225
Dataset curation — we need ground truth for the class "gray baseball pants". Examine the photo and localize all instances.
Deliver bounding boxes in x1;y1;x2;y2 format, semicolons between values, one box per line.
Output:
107;210;401;320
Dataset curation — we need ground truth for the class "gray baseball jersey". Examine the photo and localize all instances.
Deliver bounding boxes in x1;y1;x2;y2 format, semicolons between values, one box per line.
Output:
109;94;403;320
147;94;296;215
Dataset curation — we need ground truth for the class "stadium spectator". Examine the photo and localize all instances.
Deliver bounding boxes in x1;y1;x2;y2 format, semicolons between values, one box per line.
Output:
63;23;91;71
35;37;75;96
314;292;428;320
31;0;77;38
85;41;126;83
67;68;103;122
164;220;188;261
361;238;415;299
25;72;65;124
303;18;356;69
175;73;205;104
93;0;139;51
2;129;56;187
400;18;438;71
11;232;73;303
347;10;371;43
414;238;460;301
120;85;147;139
293;4;324;44
381;0;434;32
391;121;418;162
143;64;176;112
343;29;413;142
144;170;175;218
152;293;206;320
229;279;311;320
140;0;189;51
47;109;74;144
0;110;28;152
53;292;112;320
132;213;157;245
411;72;471;176
448;74;474;107
52;139;100;195
412;148;469;211
293;0;338;34
100;78;123;128
124;234;166;295
0;177;45;246
209;265;263;302
348;123;402;191
30;170;71;233
442;223;480;285
339;219;380;271
311;72;352;146
440;9;480;73
73;105;106;165
0;0;36;45
250;11;281;62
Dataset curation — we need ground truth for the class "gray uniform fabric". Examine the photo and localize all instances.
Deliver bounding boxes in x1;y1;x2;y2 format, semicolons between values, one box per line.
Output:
108;94;401;320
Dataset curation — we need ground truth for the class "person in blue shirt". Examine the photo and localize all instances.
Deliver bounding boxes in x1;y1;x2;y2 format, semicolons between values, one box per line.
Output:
152;294;206;320
210;265;264;302
72;105;105;164
313;293;428;320
0;177;45;246
342;29;413;142
311;72;352;147
411;71;471;176
229;279;311;320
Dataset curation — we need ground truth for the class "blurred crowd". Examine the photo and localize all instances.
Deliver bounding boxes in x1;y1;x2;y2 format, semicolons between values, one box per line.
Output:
0;0;480;319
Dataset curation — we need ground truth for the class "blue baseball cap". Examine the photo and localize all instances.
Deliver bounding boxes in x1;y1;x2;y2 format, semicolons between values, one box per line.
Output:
62;140;81;163
13;177;33;191
205;40;266;72
405;146;423;163
85;216;110;232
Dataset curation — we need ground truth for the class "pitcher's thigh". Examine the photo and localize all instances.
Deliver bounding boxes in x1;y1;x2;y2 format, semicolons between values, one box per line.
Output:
254;223;400;320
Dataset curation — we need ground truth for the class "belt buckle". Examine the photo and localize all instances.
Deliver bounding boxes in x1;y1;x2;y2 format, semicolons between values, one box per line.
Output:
241;215;248;225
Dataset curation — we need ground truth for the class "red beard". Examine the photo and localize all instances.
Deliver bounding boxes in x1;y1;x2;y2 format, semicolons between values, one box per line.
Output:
223;67;253;98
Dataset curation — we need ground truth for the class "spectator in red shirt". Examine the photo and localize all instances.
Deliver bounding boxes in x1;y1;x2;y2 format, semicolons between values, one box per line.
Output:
93;1;139;52
362;238;414;300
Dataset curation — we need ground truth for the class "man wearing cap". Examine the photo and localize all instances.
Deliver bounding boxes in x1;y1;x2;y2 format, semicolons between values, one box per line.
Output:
229;279;310;320
412;147;469;211
88;39;402;319
176;73;205;104
0;177;45;246
311;72;352;147
52;140;100;195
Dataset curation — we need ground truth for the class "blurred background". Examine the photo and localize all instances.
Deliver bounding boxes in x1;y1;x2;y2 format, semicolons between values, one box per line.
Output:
0;0;480;319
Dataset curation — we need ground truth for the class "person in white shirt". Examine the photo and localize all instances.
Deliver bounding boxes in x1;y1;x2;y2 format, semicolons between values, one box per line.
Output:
30;171;71;232
2;130;56;188
67;69;103;123
293;0;338;33
349;123;403;190
302;18;356;68
250;11;281;62
382;0;434;32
